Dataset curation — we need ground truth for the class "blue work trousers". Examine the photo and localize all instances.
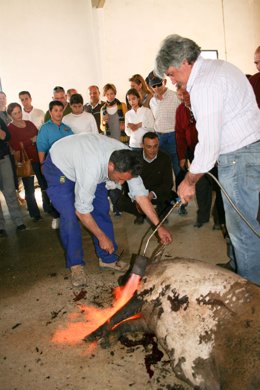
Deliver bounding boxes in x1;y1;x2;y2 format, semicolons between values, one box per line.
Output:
218;141;260;284
43;155;118;268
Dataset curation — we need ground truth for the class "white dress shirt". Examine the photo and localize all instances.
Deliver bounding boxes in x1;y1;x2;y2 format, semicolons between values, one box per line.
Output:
62;111;98;134
187;56;260;173
125;106;154;148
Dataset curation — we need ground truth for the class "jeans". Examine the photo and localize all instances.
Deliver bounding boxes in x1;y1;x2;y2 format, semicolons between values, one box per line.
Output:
0;155;24;229
44;155;118;268
157;132;180;185
218;141;260;284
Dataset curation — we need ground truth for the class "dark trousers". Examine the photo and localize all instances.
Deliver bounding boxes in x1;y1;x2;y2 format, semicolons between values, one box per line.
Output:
195;166;225;225
22;162;59;219
118;191;177;219
33;162;59;218
108;188;122;214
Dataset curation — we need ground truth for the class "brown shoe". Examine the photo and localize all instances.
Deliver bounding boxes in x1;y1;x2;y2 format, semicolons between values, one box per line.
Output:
99;258;129;272
70;265;87;287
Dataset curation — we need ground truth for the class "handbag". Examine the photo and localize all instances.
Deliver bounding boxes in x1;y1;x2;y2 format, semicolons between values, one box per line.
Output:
15;143;34;178
120;130;130;145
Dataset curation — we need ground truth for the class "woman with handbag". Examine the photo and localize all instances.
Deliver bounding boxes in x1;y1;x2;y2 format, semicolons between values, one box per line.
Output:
7;103;53;222
0;117;26;236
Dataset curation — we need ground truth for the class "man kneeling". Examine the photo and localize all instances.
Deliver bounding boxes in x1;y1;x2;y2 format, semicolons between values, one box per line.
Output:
118;132;177;224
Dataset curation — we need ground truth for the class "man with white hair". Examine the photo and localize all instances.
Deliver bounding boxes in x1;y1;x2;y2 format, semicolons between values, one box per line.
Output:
155;34;260;284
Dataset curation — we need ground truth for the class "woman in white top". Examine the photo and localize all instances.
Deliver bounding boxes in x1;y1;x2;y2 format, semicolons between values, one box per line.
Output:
125;88;154;150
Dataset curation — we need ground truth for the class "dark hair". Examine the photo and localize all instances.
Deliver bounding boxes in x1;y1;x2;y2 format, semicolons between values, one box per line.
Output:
109;149;143;177
142;132;158;142
49;100;64;111
7;102;22;116
70;93;83;105
19;91;31;98
126;88;142;107
53;86;65;93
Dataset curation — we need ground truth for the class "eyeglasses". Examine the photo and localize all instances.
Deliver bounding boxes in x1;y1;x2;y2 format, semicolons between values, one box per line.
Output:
151;82;163;89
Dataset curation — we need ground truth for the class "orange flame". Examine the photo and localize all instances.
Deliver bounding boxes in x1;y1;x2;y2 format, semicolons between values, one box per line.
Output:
111;313;142;331
52;273;141;345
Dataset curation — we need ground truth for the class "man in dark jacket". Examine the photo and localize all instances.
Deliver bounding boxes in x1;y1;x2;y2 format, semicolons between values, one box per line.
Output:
118;132;176;224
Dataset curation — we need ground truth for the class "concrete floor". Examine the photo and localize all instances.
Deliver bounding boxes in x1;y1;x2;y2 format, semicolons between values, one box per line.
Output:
0;190;228;390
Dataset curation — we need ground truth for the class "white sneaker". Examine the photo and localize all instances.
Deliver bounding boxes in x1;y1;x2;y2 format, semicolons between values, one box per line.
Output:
99;258;129;272
51;218;60;230
70;265;87;287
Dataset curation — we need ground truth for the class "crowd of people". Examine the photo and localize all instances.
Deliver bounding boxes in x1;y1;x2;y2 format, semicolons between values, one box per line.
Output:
0;39;259;287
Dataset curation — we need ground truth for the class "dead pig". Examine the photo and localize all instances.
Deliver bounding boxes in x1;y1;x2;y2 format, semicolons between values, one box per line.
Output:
86;258;260;390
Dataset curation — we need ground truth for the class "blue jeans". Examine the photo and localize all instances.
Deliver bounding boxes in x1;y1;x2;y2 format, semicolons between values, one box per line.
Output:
43;155;118;268
218;141;260;284
157;132;180;181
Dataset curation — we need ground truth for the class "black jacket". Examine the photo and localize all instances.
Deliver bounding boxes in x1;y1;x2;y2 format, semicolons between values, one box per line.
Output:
0;117;11;159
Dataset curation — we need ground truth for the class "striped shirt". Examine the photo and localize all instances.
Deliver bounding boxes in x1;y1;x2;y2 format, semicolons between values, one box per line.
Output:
150;89;179;133
187;56;260;173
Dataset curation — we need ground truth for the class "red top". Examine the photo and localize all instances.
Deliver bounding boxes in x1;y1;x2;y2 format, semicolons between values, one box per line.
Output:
8;120;39;162
175;103;198;160
249;72;260;108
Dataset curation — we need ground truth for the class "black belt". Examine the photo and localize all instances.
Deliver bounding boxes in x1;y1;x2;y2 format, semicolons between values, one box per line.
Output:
0;154;8;160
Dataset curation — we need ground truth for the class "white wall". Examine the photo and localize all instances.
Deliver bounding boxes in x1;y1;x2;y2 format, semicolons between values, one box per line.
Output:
1;0;99;110
99;0;260;99
1;0;259;108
